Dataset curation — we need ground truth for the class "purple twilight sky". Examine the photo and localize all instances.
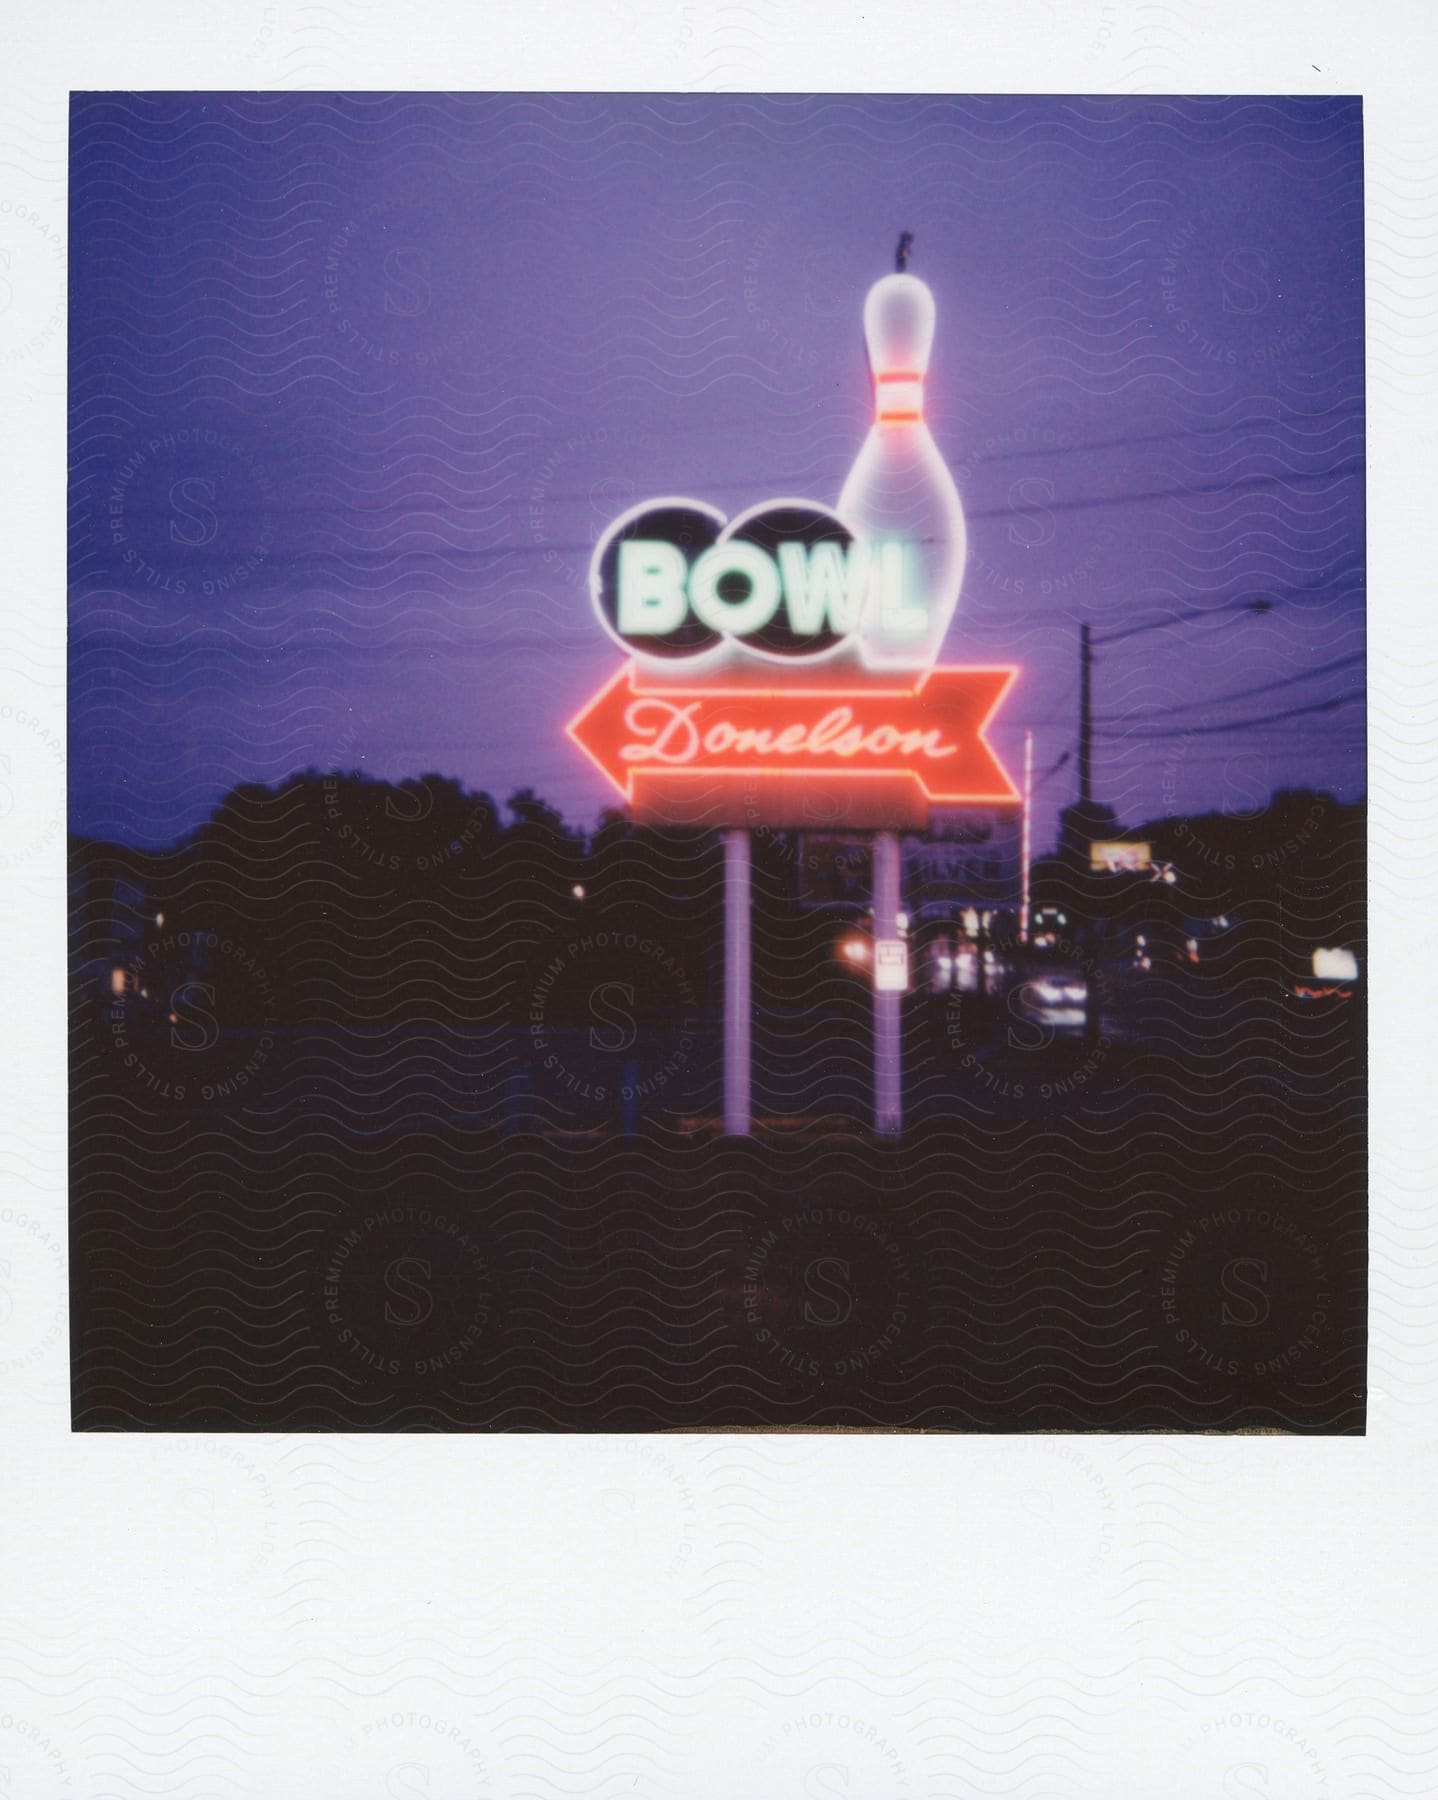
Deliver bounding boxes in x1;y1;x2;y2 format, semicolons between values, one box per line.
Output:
69;92;1364;853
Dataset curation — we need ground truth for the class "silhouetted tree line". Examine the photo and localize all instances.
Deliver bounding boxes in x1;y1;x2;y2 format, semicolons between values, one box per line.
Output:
71;773;1364;1032
70;771;871;1030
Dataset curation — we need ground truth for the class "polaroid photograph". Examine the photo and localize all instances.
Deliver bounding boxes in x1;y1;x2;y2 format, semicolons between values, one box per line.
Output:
2;4;1433;1796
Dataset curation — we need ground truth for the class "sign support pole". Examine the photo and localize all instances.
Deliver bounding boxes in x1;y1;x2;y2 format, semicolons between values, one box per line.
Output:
1020;728;1033;944
723;827;752;1136
873;829;903;1135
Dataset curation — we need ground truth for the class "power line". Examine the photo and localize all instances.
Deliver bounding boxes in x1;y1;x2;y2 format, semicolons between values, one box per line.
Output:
1095;691;1359;741
1093;595;1276;648
499;459;1364;552
514;404;1367;502
1094;650;1364;722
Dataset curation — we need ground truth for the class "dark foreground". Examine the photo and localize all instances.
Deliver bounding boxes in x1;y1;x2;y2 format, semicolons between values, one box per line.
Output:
71;993;1364;1433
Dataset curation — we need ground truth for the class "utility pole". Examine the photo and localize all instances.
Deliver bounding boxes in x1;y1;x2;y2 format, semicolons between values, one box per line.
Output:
872;830;903;1135
1020;728;1033;944
1073;599;1272;842
1077;622;1103;1048
1078;621;1093;812
723;828;751;1135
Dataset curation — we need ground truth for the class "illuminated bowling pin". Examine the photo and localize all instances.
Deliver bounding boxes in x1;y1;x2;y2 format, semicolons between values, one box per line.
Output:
839;265;967;672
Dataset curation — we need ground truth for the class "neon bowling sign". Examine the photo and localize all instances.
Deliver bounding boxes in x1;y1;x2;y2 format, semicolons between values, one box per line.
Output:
566;271;1019;827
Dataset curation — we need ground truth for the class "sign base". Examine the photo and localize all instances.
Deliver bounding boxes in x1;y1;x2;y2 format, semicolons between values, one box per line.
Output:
630;771;932;831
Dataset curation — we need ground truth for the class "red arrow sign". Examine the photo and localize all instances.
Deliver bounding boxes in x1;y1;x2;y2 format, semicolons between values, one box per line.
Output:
567;663;1019;807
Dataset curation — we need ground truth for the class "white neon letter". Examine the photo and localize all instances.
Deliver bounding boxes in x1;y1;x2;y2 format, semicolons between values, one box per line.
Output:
875;540;929;638
777;540;869;638
618;540;689;635
689;542;782;638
